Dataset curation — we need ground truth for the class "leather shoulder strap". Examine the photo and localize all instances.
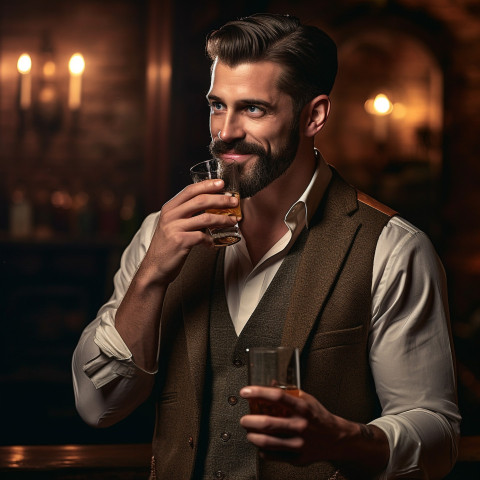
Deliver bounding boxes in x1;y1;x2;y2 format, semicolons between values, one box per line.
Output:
357;190;397;217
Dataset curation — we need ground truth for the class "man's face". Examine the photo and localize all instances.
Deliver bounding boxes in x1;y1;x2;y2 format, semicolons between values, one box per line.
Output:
207;60;300;198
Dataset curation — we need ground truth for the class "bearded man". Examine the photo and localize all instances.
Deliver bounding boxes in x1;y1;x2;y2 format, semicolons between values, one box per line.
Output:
73;13;460;480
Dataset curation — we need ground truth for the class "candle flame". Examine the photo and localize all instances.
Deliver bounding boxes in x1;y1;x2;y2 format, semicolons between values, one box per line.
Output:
364;93;394;116
373;94;393;115
69;53;85;76
17;54;32;74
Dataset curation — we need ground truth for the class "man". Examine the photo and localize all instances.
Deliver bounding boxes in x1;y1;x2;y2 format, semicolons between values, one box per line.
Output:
73;13;460;479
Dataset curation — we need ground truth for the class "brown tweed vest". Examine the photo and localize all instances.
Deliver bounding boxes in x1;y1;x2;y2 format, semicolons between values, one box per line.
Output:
198;229;308;479
150;169;394;479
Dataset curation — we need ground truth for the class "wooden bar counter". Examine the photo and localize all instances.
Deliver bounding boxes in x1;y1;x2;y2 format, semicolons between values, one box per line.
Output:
0;443;151;479
0;438;479;479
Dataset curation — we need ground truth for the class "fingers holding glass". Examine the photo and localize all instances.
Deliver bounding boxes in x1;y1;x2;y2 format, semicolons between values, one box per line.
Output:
190;159;242;246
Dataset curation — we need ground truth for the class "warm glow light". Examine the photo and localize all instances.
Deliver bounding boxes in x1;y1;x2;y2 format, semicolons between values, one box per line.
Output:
17;54;32;74
69;53;85;76
392;102;407;119
364;99;375;115
39;86;56;103
51;190;73;209
373;94;393;115
43;60;56;77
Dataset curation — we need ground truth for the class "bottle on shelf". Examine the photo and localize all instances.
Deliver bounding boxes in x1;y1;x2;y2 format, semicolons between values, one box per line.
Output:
9;187;33;238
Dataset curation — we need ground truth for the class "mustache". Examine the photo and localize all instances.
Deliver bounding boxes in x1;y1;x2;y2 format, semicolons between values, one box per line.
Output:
210;139;266;157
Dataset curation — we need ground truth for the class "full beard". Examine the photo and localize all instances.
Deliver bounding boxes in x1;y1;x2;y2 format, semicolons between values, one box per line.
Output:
209;123;300;198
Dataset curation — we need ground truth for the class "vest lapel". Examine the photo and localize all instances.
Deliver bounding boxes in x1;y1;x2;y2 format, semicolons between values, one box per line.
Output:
281;172;361;353
180;246;220;405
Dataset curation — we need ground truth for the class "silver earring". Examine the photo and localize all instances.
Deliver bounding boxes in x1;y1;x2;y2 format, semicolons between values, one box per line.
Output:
217;130;222;140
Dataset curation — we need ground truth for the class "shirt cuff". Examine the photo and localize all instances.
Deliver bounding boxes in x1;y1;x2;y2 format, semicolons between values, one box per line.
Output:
85;310;157;388
369;413;423;479
83;352;138;389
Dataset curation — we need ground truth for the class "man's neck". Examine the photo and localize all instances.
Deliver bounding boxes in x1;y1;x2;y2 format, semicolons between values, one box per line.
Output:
239;148;317;266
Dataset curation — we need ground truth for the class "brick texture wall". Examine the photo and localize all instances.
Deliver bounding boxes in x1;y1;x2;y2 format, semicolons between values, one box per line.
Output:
0;0;147;239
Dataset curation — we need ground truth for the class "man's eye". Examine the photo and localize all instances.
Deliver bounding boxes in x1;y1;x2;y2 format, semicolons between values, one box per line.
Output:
210;102;223;112
246;105;265;116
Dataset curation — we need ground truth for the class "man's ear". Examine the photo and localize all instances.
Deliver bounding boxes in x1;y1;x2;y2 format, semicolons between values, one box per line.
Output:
302;95;331;137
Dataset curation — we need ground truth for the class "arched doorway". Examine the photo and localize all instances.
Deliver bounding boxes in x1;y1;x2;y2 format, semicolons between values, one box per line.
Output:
318;23;443;237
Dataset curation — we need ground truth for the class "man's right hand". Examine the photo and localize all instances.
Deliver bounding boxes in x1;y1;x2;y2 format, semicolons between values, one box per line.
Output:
144;178;240;285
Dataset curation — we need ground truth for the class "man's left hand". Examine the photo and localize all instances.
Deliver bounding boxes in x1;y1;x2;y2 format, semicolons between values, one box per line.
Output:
239;385;350;465
239;385;389;474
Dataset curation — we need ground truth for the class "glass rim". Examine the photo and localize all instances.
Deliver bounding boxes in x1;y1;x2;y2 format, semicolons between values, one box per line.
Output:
189;158;218;174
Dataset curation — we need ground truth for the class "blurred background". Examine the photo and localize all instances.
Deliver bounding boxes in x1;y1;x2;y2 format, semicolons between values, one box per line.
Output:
0;0;479;461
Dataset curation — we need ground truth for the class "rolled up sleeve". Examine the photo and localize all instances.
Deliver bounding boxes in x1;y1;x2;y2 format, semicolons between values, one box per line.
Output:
72;212;160;426
369;217;461;479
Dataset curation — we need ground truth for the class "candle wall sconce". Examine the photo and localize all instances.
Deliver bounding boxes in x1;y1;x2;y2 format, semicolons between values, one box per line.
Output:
364;92;406;147
16;40;85;138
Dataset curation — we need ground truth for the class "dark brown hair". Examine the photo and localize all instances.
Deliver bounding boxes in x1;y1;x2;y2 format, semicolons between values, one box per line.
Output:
206;13;338;115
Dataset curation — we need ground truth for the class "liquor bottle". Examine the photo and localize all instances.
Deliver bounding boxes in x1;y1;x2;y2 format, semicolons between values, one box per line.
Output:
9;188;33;238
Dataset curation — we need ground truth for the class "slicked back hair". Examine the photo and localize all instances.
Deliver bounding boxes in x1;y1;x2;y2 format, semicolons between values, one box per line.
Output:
206;13;338;116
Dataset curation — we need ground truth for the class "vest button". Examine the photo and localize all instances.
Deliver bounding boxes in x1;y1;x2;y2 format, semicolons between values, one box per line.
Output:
220;431;231;442
214;470;225;479
233;358;243;367
227;395;238;406
188;436;194;448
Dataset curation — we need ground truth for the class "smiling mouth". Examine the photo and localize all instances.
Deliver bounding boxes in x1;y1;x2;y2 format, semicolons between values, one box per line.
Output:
219;152;254;163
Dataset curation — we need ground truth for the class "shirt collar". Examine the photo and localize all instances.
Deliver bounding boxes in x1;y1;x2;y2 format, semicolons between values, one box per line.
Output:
284;149;332;234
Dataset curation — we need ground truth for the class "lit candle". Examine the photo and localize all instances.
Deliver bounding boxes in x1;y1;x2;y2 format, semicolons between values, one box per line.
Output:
365;93;393;143
17;53;32;110
68;53;85;110
373;94;393;116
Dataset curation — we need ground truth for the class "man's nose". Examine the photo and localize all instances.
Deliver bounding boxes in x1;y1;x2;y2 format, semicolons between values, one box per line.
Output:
217;113;245;143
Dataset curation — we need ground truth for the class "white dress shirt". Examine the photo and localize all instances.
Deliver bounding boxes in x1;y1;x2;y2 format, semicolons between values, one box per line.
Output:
72;156;460;479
